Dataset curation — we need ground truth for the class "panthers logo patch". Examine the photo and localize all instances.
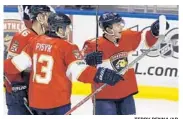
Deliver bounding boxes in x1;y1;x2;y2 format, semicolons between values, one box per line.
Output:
110;52;128;72
10;40;19;52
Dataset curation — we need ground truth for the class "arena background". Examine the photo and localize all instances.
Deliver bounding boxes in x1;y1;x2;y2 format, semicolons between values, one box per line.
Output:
4;5;178;102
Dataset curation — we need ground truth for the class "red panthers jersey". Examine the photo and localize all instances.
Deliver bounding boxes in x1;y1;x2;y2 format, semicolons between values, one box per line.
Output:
4;35;97;109
8;28;37;57
82;30;157;100
5;29;37;93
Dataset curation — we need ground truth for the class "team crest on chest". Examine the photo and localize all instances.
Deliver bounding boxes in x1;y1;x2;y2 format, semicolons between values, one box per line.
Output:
110;52;128;72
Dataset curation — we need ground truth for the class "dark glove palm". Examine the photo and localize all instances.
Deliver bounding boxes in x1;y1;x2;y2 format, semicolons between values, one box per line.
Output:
151;19;169;36
94;67;124;86
85;51;103;66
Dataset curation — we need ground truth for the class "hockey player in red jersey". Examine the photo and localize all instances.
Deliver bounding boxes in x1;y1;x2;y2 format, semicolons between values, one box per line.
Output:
4;5;53;115
82;12;169;115
4;12;123;115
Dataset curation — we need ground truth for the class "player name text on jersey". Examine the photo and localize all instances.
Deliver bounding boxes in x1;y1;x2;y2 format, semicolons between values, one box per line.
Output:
36;43;52;52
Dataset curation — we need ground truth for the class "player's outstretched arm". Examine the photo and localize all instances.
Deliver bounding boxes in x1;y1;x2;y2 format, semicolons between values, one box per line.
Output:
65;44;123;86
145;18;169;47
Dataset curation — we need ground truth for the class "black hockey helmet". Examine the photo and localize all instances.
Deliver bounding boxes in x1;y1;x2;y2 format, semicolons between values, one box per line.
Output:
99;12;125;30
29;5;52;20
48;12;71;33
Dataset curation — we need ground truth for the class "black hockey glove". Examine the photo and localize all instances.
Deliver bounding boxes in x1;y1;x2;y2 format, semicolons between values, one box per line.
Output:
8;82;28;105
85;51;103;66
11;82;27;93
151;19;169;36
94;67;124;86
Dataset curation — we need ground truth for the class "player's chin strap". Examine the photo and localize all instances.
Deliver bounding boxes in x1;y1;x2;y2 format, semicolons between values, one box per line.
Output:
41;24;46;35
55;29;68;39
103;29;115;36
56;32;67;39
55;24;72;39
36;16;47;35
103;30;120;47
37;6;56;35
103;22;125;40
65;15;168;115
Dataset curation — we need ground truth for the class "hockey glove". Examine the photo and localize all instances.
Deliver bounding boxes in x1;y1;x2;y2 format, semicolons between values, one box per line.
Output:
94;67;124;86
151;19;169;37
85;51;103;66
11;82;27;93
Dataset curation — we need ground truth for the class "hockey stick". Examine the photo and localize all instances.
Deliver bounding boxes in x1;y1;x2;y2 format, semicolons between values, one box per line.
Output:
65;15;167;115
95;5;99;52
3;75;11;85
23;97;34;115
92;5;99;115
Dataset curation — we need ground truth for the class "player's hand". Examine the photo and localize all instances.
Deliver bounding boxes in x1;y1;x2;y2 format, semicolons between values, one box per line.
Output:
11;81;27;93
85;51;103;66
94;67;124;86
151;19;169;36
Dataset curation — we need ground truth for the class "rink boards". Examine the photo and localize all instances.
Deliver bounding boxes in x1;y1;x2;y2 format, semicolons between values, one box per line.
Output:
4;7;178;101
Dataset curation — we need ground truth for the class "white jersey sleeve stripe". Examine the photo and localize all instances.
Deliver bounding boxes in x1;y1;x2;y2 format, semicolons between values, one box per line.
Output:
66;60;88;82
11;51;32;72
